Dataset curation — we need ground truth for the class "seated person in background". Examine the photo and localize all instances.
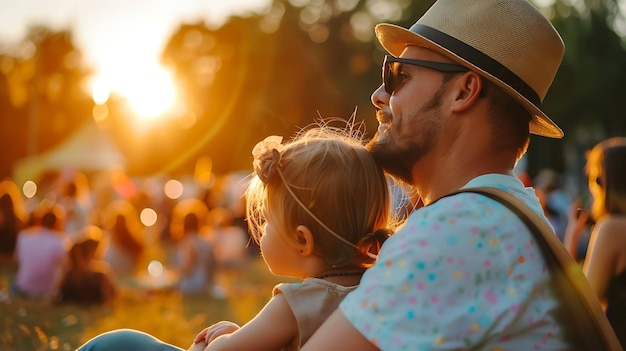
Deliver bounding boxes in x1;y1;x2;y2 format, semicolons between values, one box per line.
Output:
58;225;116;305
169;199;216;296
210;206;249;270
13;203;71;302
76;125;394;351
101;200;145;278
0;180;27;260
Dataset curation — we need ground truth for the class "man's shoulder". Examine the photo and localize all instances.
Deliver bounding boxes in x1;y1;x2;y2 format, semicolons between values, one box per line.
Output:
408;186;541;229
421;188;509;213
425;175;541;216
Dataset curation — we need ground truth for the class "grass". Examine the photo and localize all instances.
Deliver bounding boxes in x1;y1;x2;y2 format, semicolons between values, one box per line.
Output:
0;258;290;351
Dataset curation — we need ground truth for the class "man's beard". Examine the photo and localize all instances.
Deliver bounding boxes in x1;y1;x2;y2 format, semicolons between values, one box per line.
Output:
367;120;442;185
367;134;419;184
367;85;447;185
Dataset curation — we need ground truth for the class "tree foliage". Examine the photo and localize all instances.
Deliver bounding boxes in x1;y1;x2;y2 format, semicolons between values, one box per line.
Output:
142;0;434;175
0;27;92;178
530;0;626;182
2;0;626;182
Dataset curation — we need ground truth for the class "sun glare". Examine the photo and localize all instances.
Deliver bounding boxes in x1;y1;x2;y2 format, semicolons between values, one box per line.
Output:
91;63;177;122
124;67;176;120
91;77;111;105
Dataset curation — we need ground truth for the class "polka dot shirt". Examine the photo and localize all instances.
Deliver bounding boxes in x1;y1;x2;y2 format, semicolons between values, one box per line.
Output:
340;174;572;350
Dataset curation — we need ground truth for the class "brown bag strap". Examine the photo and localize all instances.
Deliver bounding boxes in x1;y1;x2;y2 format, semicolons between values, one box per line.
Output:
446;187;623;350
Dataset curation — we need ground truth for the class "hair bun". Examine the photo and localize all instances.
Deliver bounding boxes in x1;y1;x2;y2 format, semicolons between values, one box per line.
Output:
356;228;393;266
252;136;284;183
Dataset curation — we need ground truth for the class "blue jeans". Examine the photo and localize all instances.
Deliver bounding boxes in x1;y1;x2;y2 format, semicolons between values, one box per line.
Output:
76;329;186;351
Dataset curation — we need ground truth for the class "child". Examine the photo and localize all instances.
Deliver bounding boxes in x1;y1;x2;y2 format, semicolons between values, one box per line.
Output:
76;125;394;351
190;128;393;351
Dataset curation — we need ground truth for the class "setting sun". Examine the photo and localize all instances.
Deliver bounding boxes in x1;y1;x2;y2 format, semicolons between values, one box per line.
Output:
124;67;177;120
91;63;178;121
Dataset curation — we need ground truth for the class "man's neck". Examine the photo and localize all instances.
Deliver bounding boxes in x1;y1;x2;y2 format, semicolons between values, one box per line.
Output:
413;148;516;205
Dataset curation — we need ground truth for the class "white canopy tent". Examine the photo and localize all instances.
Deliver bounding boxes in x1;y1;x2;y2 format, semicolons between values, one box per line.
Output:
13;121;126;185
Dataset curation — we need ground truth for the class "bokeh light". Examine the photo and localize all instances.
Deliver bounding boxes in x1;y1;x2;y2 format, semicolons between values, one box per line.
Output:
111;170;137;199
22;180;37;198
140;207;158;226
147;260;164;277
164;179;184;199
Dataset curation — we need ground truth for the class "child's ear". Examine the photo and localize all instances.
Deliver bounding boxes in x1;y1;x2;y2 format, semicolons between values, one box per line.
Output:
294;225;314;256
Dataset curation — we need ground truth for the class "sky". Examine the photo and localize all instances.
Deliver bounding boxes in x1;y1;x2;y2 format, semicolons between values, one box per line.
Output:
0;0;271;105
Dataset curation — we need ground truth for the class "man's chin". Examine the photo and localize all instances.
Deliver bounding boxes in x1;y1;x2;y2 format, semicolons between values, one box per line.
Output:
367;137;414;184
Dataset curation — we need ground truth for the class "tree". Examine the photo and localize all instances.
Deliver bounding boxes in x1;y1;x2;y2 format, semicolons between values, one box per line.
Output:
0;26;93;179
529;0;626;191
150;0;436;175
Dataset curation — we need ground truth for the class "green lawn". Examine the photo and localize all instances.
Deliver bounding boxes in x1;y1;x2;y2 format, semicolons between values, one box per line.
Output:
0;259;287;351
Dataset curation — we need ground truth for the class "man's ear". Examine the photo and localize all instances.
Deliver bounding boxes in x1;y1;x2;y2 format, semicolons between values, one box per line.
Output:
294;225;314;256
450;72;482;112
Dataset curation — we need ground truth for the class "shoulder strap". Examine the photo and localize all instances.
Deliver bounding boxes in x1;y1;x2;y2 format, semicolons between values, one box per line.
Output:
447;187;622;351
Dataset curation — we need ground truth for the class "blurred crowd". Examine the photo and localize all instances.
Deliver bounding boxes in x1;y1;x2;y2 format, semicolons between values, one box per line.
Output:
0;169;257;306
515;167;584;249
0;152;619;309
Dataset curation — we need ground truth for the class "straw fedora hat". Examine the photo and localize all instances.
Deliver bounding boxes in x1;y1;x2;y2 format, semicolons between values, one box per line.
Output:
375;0;565;138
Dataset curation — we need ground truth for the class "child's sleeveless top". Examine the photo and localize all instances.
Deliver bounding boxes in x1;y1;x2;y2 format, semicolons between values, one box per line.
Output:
273;278;358;351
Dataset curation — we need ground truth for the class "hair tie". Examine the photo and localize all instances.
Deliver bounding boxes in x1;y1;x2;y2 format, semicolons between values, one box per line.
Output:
252;136;284;183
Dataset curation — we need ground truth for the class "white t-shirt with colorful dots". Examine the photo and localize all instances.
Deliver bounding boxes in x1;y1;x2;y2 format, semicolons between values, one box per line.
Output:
340;174;572;350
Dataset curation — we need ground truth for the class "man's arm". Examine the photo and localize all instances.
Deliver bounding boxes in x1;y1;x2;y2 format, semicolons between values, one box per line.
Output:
300;309;379;351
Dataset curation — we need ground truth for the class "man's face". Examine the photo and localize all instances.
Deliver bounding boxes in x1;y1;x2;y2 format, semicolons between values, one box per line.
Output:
367;46;453;185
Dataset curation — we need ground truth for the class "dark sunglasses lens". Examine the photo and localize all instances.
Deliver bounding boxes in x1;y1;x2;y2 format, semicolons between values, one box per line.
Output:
383;61;395;94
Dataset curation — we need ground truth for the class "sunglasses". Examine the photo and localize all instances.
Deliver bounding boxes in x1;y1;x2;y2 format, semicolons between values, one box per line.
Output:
382;55;469;95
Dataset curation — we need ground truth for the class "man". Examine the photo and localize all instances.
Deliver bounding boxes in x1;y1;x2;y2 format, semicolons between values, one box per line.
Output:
302;0;574;349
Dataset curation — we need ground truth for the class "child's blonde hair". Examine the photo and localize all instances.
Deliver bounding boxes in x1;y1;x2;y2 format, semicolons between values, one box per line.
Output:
246;124;392;269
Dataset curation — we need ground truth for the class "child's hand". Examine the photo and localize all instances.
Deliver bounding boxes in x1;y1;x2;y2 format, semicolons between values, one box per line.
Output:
193;328;210;345
202;321;241;344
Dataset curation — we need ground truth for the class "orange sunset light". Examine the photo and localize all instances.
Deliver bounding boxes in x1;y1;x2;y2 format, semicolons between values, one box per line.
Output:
91;63;178;122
